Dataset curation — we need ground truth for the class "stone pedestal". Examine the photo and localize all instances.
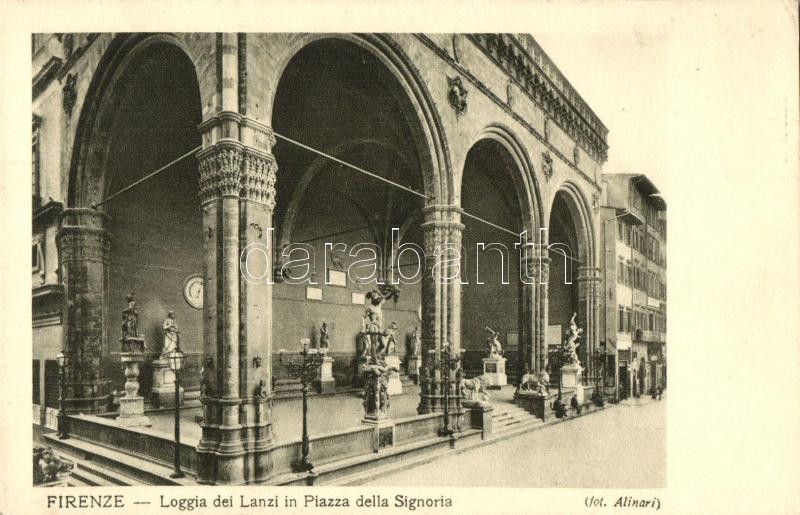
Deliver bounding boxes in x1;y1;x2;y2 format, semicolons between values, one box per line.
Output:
462;400;493;439
385;355;403;395
362;416;395;452
482;356;507;388
514;390;556;421
407;355;422;380
316;356;336;394
560;363;585;404
150;359;184;408
117;338;151;427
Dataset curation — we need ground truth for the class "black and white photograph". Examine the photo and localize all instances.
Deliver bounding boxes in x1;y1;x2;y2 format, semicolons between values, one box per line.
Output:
1;1;799;513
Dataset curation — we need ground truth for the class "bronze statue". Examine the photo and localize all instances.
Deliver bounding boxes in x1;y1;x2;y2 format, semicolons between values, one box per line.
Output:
121;293;139;339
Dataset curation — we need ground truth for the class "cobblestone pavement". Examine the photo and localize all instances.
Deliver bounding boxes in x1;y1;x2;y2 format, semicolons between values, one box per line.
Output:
363;396;667;488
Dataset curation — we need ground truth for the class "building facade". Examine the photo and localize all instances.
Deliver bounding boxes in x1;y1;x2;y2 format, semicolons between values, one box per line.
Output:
32;32;613;484
599;174;667;400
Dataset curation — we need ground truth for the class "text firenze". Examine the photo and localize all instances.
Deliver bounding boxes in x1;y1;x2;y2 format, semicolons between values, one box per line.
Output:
240;228;574;286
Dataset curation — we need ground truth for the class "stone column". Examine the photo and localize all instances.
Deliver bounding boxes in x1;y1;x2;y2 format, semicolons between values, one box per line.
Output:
417;206;463;414
535;251;551;373
519;240;537;379
576;266;601;378
195;112;276;485
57;208;113;413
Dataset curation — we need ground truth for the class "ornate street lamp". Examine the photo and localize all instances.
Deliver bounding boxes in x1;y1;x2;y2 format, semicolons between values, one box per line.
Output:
279;339;325;477
437;343;465;438
56;350;70;440
167;347;186;479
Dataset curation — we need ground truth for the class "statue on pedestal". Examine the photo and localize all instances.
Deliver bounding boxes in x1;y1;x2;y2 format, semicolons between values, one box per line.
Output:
361;289;394;360
384;321;398;355
485;326;503;357
460;375;491;402
319;322;331;353
563;312;583;366
161;311;180;359
362;362;393;419
121;293;139;340
410;326;421;357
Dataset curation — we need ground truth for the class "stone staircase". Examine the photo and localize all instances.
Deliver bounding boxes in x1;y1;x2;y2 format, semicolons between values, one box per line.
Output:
44;433;196;487
491;403;544;436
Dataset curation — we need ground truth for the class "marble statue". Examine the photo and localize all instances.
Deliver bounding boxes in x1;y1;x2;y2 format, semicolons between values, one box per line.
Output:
319;322;331;352
460;375;491;402
563;312;583;366
410;326;421;357
485;326;503;356
361;289;393;361
384;321;398;355
161;311;180;358
518;368;538;391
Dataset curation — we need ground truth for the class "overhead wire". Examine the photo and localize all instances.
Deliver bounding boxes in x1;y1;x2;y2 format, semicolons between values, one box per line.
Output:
92;134;583;264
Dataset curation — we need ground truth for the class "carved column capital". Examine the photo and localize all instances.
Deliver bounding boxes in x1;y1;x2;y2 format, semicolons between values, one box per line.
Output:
241;148;278;209
197;115;278;209
57;208;111;264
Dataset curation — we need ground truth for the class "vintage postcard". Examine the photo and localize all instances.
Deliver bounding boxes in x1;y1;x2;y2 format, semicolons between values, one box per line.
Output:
1;1;798;514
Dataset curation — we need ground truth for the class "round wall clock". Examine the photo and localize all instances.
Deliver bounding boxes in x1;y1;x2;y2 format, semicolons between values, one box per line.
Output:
183;274;204;309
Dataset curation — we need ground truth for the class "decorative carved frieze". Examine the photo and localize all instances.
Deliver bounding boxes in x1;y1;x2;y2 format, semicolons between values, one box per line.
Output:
469;34;608;162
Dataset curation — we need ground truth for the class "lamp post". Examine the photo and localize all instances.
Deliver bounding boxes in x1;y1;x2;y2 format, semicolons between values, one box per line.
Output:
279;339;325;475
436;343;465;438
167;347;186;479
56;350;69;440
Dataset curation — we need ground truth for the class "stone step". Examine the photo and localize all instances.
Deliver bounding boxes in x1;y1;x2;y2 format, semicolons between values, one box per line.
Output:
315;430;484;486
43;433;195;486
74;459;142;486
69;466;120;487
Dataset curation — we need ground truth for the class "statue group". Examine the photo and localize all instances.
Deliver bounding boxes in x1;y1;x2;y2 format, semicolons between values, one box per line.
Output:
359;289;399;361
563;312;583;366
359;289;400;420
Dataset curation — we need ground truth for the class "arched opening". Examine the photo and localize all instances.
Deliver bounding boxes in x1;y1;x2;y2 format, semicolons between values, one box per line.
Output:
81;43;203;392
460;139;526;381
270;38;431;410
547;190;584;368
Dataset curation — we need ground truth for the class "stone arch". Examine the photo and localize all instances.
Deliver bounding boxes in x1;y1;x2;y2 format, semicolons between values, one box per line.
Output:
265;33;453;206
276;138;416;250
67;33;210;208
550;181;596;266
469;123;544;232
